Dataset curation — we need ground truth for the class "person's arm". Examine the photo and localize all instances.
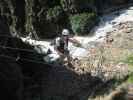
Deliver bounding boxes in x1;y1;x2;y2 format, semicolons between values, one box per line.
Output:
69;38;82;47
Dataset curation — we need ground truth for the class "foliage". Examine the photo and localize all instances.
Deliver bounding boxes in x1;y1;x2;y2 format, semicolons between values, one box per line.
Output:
46;6;63;22
60;0;96;12
123;54;133;83
124;54;133;66
69;12;97;35
60;0;96;7
127;73;133;83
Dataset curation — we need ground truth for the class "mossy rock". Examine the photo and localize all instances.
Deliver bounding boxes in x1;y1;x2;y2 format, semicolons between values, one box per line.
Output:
69;12;97;35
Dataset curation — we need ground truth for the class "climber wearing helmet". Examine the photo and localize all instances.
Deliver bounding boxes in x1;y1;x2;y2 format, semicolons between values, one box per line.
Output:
54;29;81;63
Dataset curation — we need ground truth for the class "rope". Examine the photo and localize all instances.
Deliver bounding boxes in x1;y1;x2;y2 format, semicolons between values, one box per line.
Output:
0;45;36;53
0;55;128;73
0;54;125;73
0;54;48;65
0;35;38;53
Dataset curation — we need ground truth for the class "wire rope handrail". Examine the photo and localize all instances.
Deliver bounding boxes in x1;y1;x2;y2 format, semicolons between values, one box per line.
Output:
0;54;129;75
0;45;37;53
0;54;48;65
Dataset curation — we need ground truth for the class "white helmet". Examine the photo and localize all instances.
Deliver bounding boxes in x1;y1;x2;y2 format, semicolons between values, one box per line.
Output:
62;29;69;36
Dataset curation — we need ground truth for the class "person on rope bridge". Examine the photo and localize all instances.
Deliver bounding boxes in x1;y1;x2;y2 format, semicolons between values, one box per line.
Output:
51;29;81;64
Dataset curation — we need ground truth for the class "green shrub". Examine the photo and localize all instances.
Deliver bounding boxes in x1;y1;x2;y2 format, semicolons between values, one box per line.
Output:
124;54;133;66
124;54;133;83
127;73;133;83
46;6;63;22
60;0;96;12
69;12;97;35
60;0;96;7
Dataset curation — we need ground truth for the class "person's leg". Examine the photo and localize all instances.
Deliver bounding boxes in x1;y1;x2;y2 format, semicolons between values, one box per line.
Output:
64;50;72;63
56;48;66;63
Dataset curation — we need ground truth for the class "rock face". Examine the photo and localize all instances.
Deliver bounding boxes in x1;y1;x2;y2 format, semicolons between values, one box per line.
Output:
0;0;130;38
0;19;50;100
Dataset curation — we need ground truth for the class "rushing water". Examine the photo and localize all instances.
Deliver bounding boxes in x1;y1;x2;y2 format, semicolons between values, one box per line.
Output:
21;6;133;62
